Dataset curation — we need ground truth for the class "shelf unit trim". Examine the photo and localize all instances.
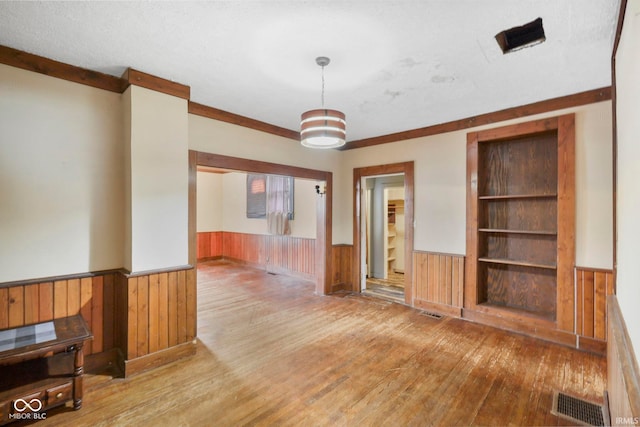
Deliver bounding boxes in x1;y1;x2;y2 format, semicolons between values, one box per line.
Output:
478;194;558;200
478;228;557;235
465;114;575;333
478;257;557;270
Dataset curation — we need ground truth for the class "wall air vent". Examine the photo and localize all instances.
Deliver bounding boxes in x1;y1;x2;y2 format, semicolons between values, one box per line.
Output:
496;17;546;54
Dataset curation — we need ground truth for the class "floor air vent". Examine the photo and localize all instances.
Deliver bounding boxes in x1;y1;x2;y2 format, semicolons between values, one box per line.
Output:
419;311;443;320
551;391;605;426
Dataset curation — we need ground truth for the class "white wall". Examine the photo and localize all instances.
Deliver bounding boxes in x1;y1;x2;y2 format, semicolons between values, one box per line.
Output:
125;85;189;272
615;0;640;360
220;172;317;239
0;61;614;284
188;114;342;239
339;101;614;269
0;64;124;282
196;171;223;232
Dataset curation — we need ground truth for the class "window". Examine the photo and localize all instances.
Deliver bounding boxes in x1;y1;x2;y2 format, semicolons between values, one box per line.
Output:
246;174;267;218
246;174;294;220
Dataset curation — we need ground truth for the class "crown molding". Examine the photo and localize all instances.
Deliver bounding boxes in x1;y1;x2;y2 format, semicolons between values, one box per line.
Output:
0;44;611;148
188;101;299;141
0;44;127;93
341;86;611;150
122;68;190;100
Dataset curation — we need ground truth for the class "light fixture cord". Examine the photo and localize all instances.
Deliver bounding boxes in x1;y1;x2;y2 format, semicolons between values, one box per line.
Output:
321;64;325;108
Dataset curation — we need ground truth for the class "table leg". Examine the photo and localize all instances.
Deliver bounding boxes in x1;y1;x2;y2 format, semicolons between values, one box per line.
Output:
73;343;84;410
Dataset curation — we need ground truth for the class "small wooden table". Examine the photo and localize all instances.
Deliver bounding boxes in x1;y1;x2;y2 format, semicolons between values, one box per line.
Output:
0;315;93;424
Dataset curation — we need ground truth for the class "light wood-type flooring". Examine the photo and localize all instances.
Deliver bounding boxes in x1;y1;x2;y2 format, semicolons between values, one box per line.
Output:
38;260;605;426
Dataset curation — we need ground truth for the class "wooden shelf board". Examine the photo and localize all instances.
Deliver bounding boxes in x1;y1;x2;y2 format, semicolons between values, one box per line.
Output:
479;228;557;236
478;257;557;270
478;194;557;200
476;302;556;324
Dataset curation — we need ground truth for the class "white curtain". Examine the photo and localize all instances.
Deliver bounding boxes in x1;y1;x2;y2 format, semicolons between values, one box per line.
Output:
267;175;291;235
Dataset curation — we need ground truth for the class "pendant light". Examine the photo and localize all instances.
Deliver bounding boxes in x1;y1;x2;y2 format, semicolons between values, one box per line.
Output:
300;57;346;149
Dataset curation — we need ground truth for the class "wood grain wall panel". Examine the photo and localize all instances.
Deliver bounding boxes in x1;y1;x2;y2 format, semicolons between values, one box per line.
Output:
0;288;8;329
8;286;24;328
127;276;139;360
265;235;316;279
38;282;54;322
222;232;265;265
0;273;122;357
197;231;223;261
78;278;92;354
177;270;188;344
136;275;150;358
331;245;353;291
413;251;465;316
53;280;67;318
91;276;104;354
23;284;39;325
576;268;614;341
148;274;160;355
186;268;197;341
607;295;640;424
219;232;316;280
158;273;169;351
168;271;179;347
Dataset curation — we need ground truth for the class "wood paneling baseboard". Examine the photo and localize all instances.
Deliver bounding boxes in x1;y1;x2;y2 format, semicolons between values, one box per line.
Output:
217;232;316;281
0;266;200;375
412;251;464;317
122;267;196;362
576;268;615;348
607;295;640;424
0;272;120;357
197;231;223;260
123;340;197;377
331;245;353;292
265;235;315;279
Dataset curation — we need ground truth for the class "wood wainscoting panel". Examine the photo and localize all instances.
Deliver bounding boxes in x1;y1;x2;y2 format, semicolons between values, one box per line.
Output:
265;235;315;280
197;231;223;261
0;273;121;357
331;245;353;292
607;295;640;424
122;267;196;369
576;268;614;352
413;251;464;317
219;232;316;281
222;232;266;267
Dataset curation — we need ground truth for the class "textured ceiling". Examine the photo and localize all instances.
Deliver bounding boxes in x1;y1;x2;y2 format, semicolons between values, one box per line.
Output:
0;1;620;142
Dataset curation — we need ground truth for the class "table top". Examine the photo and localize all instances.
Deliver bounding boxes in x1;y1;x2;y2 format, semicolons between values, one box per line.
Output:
0;315;93;364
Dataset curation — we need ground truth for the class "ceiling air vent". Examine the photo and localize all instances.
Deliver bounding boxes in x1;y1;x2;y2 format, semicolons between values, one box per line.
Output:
495;17;545;54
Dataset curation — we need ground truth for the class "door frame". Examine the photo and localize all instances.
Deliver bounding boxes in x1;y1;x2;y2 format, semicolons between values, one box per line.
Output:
189;150;333;295
353;162;414;305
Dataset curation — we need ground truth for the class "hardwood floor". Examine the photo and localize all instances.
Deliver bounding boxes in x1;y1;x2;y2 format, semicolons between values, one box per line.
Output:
38;260;605;426
362;282;405;304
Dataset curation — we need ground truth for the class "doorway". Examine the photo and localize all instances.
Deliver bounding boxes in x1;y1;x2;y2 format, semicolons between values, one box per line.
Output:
189;151;333;296
353;162;414;306
362;174;406;304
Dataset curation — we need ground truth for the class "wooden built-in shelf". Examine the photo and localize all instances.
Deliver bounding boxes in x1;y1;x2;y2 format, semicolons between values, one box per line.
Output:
466;114;575;347
478;228;557;235
477;302;556;323
478;194;557;200
478;257;557;270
